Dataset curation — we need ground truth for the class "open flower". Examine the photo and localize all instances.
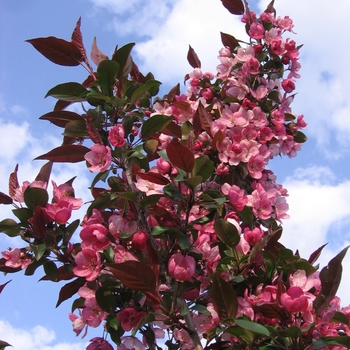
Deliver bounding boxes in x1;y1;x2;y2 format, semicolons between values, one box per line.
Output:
85;144;112;172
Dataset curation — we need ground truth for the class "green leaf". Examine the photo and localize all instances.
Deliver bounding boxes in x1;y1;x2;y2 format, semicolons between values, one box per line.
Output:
130;80;161;105
331;311;349;325
193;155;214;182
234;319;270;337
211;273;238;320
141;115;172;139
96;60;120;96
140;194;163;209
63;219;80;246
63;120;87;138
96;287;117;313
151;226;183;238
45;82;87;102
115;192;137;201
112;42;135;76
182;175;203;189
163;183;183;201
32;243;47;261
277;325;302;338
293;131;307;143
313;336;350;349
23;187;48;211
0;219;21;237
43;261;58;281
214;218;240;248
143;139;159;155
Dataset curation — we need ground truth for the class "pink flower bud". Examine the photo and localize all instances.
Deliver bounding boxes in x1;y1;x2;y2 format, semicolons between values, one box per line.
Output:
282;78;295;93
156;158;171;175
168;253;196;282
108;125;126;148
132;230;149;251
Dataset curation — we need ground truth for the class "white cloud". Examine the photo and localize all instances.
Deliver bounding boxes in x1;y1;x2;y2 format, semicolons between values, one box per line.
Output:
281;165;350;305
0;319;85;350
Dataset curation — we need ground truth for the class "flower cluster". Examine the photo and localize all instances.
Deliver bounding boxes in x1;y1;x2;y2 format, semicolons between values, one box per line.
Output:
1;1;349;350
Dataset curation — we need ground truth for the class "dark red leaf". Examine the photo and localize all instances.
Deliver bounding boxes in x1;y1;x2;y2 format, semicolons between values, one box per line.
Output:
136;172;170;186
85;114;103;144
167;83;180;103
162;121;182;138
0;280;11;294
0;192;12;205
0;258;21;273
220;32;240;52
105;261;157;293
130;60;145;83
308;243;328;265
35;145;90;163
26;37;84;66
31;207;47;240
193;102;212;136
221;0;244;15
9;164;19;199
187;45;201;69
71;17;88;63
56;278;85;307
35;161;53;184
40;111;84;128
54;99;72;111
265;0;276;16
166;138;194;173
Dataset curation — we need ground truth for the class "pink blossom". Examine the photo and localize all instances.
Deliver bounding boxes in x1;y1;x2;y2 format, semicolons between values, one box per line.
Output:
134;175;164;195
132;230;149;250
1;248;32;269
248;22;265;39
281;78;296;93
108;125;126;148
80;223;110;251
13;180;47;203
68;311;87;338
243;227;264;246
242;57;260;75
247;154;266;179
52;180;82;209
87;337;113;350
224;184;247;211
45;200;73;224
82;297;108;327
280;286;309;313
168;253;196;282
114;245;138;263
117;308;147;331
118;336;146;350
270;37;284;55
85;144;112;172
73;248;101;281
108;213;137;239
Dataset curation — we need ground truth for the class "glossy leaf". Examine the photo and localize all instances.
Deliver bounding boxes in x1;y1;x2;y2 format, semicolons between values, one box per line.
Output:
193;156;214;182
136;172;170;186
23;187;48;211
211;273;238;320
234;319;270;336
130;79;161;105
220;32;240;52
143;139;159;155
56;278;86;307
26;36;84;66
39;110;84;127
63;120;88;138
106;261;157;293
45;82;88;102
0;192;12;205
214;218;240;248
35;145;90;163
35;161;53;184
12;208;33;226
43;261;58;281
112;42;135;76
187;45;201;69
166;138;194;173
96;60;120;96
141;115;172;139
221;0;244;15
314;246;349;314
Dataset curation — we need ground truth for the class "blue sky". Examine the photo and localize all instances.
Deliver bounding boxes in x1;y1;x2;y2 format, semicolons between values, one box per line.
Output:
1;0;350;348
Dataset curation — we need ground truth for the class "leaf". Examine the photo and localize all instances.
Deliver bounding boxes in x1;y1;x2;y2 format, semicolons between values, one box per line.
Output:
56;278;86;307
12;208;33;226
9;164;19;199
265;0;276;15
214;218;240;248
35;161;53;184
43;261;58;281
63;120;88;138
313;336;350;349
95;287;117;313
166;138;194;173
35;145;90;163
96;60;120;96
23;187;48;211
0;280;11;294
136;172;170;186
90;37;109;65
313;246;349;315
331;311;349;325
187;45;201;69
193;102;212;136
167;83;180;103
105;261;157;293
40;265;75;282
0;192;12;205
0;340;12;350
39;110;84;127
31;206;48;240
220;32;240;52
211;273;238;320
221;0;244;15
293;131;307;143
112;42;135;76
141;115;172;139
71;17;88;62
234;319;270;336
26;37;84;66
143;139;159;155
193;156;214;182
162;121;182;138
308;243;328;265
130;80;161;105
45;82;87;102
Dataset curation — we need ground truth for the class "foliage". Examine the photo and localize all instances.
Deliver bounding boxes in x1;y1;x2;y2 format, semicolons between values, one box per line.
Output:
1;0;350;349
